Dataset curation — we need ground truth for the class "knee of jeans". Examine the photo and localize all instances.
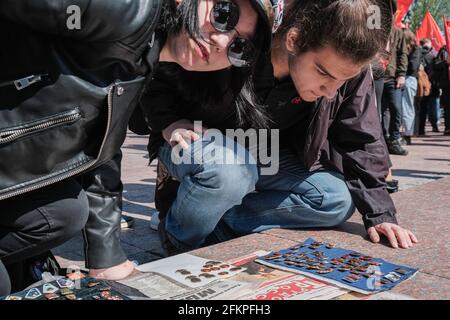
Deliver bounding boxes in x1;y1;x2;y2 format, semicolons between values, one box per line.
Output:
322;189;355;227
207;163;258;197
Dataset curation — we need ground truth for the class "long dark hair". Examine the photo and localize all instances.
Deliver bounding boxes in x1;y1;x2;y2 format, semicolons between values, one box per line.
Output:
277;0;394;64
156;0;270;129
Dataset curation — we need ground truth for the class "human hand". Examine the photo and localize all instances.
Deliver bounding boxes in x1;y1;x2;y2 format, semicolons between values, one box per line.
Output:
162;119;207;150
396;76;406;89
367;223;418;249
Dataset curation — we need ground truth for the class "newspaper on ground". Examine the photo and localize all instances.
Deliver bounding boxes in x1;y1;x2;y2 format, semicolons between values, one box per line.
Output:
119;271;247;300
221;251;348;300
135;253;247;288
120;251;347;300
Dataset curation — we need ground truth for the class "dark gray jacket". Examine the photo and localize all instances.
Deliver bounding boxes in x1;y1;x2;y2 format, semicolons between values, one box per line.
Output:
255;60;397;229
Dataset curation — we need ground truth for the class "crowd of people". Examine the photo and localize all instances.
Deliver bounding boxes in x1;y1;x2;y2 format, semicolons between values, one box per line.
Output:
0;0;430;297
373;27;450;157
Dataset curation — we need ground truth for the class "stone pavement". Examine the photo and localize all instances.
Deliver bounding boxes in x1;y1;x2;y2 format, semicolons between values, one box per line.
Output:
53;126;450;299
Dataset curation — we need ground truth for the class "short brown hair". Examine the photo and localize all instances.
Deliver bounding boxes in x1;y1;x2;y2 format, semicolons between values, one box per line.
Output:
278;0;394;64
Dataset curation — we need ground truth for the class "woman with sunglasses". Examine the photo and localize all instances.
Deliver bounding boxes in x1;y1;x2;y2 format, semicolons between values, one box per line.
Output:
150;0;417;255
0;0;275;295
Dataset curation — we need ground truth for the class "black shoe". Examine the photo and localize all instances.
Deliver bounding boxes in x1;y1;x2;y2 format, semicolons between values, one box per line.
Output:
403;136;412;145
432;127;440;133
444;130;450;136
386;179;399;194
157;219;183;257
387;139;409;156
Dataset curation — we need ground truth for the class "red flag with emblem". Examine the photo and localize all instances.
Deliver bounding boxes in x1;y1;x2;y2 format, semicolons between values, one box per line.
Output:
394;0;413;28
416;11;446;52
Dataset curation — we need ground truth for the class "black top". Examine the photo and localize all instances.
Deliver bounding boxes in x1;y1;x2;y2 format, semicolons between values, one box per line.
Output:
406;47;422;78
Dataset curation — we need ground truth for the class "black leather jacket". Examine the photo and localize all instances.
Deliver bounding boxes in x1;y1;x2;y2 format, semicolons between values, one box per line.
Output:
0;0;162;200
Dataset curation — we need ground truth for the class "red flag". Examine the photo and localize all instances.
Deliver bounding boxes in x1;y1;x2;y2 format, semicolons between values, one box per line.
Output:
416;11;446;52
394;0;413;28
443;16;450;81
444;16;450;55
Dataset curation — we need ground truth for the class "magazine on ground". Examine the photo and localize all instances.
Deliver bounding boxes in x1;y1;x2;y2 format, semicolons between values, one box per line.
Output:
255;238;418;295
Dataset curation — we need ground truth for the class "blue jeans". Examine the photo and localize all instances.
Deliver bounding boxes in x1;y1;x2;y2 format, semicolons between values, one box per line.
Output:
401;76;417;137
221;151;355;237
159;133;354;251
158;132;259;251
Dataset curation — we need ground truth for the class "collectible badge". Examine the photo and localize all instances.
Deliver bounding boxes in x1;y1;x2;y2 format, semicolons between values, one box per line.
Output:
45;293;60;300
43;283;59;294
25;288;42;300
56;278;75;288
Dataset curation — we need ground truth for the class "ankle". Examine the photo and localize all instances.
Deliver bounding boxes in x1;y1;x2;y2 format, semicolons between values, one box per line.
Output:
89;260;135;281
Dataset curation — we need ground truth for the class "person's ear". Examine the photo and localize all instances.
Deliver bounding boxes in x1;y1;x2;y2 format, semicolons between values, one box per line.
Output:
285;28;300;55
176;0;182;6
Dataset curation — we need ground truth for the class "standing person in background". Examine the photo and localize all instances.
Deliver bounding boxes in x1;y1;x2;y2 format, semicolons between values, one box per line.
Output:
400;29;421;145
414;64;432;135
381;26;409;155
434;45;450;135
419;38;440;134
371;49;399;193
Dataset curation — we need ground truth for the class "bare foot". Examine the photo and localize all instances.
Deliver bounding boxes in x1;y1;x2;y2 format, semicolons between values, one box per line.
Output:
89;260;135;281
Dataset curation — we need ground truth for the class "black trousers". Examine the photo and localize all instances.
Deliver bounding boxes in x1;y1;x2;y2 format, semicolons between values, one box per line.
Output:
381;79;403;141
419;90;440;134
442;85;450;131
374;79;393;168
374;78;385;120
0;179;90;296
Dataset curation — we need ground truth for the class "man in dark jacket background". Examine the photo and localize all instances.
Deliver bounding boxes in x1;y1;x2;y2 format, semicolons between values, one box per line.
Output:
418;38;441;134
434;45;450;135
381;27;409;155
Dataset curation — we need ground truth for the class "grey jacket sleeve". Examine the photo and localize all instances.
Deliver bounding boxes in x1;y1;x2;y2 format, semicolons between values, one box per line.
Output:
330;69;398;229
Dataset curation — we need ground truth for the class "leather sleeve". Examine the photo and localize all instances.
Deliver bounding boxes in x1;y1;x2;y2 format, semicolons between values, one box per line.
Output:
0;0;159;42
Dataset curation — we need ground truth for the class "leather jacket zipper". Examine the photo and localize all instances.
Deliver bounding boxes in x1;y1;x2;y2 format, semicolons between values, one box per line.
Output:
0;74;48;90
0;108;82;144
0;86;115;200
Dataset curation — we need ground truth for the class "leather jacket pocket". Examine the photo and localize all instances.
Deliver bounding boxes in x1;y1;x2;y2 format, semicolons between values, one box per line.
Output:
0;108;81;144
0;107;90;199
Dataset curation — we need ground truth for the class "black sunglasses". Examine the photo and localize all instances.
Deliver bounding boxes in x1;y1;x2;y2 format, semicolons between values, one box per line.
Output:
210;0;256;67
